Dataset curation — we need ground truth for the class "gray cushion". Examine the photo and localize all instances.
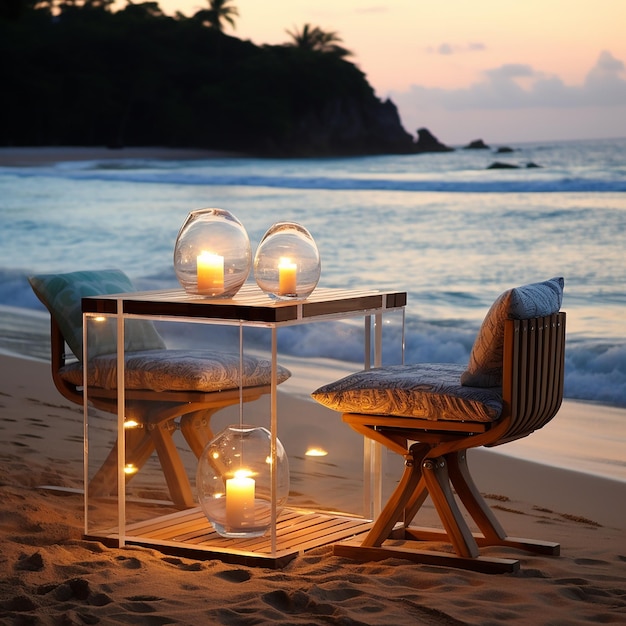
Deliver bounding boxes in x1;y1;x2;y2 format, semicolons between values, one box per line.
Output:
460;277;564;388
311;363;503;423
60;349;291;392
28;269;165;360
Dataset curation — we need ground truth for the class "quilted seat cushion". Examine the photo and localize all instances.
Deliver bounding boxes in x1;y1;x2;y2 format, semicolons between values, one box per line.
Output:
60;349;291;393
311;363;503;423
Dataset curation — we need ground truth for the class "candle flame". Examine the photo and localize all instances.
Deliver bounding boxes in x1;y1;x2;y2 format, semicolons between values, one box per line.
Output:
233;469;253;479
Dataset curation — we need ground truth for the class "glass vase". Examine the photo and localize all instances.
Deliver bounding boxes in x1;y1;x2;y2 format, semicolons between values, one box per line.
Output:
196;424;290;538
253;222;321;300
174;208;251;298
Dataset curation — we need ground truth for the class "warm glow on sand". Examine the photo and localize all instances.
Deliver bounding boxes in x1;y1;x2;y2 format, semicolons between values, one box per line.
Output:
305;447;328;457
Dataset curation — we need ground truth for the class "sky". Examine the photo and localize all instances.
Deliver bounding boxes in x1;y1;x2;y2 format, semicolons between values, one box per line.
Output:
152;0;626;145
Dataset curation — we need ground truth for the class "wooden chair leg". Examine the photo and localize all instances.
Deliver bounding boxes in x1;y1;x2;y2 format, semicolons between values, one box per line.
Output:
447;451;507;542
88;428;155;497
149;421;195;509
179;409;220;458
448;451;560;556
361;447;425;547
420;455;479;558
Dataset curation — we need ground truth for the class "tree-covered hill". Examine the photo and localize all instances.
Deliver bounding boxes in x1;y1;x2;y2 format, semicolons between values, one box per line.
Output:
1;2;417;156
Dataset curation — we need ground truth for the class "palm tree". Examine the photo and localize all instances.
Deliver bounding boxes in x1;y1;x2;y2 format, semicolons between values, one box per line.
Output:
285;23;351;57
194;0;239;32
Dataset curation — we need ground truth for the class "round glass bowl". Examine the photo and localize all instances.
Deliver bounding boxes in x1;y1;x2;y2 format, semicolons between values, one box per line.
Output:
253;222;321;300
196;425;290;538
174;208;251;298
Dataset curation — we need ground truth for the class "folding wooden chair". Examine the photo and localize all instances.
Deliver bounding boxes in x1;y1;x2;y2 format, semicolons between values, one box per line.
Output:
312;278;565;573
30;270;290;509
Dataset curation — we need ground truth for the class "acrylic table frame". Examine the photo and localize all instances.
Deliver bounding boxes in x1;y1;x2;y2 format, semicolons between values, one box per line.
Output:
81;284;407;566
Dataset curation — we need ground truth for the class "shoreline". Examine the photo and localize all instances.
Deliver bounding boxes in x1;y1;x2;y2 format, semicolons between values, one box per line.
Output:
0;146;242;166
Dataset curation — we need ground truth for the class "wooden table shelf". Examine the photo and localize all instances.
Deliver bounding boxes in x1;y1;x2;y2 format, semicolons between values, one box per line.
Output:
87;507;374;568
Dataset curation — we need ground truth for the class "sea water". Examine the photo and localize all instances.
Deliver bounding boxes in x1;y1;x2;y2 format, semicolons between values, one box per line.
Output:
1;137;624;401
0;138;625;481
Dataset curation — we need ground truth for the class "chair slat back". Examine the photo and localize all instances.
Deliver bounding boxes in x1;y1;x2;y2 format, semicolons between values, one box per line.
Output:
496;312;565;445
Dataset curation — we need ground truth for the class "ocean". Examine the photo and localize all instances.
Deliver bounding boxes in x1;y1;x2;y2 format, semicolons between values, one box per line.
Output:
0;138;625;414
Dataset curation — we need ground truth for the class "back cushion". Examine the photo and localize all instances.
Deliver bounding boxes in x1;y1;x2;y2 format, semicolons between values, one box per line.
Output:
29;269;166;360
460;277;564;388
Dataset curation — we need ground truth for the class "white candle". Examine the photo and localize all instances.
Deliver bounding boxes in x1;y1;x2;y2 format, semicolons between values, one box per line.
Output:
226;471;255;527
197;251;224;293
278;257;297;295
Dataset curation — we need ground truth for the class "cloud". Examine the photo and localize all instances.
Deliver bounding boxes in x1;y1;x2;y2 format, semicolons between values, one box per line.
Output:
485;63;536;80
427;42;487;55
393;51;626;111
593;50;625;73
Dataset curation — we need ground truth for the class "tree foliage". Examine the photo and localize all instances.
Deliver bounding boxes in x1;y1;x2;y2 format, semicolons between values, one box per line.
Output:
285;23;351;58
0;2;414;155
193;0;238;32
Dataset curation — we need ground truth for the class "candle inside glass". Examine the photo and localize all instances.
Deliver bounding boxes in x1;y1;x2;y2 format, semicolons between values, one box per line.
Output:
278;257;297;295
197;251;224;293
226;471;255;527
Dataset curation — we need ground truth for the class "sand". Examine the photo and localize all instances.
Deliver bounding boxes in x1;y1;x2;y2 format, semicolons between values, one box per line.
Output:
1;352;626;625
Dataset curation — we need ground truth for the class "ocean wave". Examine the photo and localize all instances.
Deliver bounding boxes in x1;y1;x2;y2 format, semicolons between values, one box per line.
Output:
2;270;624;409
3;165;626;193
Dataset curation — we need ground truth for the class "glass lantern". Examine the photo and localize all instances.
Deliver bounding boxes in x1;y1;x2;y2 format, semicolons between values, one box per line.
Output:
196;425;290;538
253;222;321;300
174;208;251;298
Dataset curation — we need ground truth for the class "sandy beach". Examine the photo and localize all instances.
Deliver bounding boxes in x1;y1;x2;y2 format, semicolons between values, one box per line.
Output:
1;351;625;625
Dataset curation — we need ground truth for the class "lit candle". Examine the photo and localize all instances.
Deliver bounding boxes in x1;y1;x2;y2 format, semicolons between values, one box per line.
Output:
226;470;255;527
278;257;297;295
197;251;224;293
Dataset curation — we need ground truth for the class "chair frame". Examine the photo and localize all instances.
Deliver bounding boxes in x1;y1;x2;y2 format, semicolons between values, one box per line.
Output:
334;312;566;573
49;316;270;509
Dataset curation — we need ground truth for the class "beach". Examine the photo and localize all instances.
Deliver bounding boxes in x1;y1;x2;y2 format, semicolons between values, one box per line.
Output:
1;351;626;625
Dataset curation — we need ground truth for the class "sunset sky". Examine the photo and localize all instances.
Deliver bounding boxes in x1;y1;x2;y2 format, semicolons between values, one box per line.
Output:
154;0;626;144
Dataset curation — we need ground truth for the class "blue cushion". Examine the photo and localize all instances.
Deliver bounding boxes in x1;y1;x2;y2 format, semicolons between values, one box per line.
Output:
28;269;166;360
460;277;564;388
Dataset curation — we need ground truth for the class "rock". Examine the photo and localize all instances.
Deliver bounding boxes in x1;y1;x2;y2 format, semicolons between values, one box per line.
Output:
487;161;520;169
464;139;490;150
496;146;514;153
284;96;416;157
414;128;454;153
526;161;541;168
